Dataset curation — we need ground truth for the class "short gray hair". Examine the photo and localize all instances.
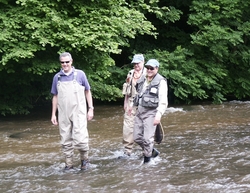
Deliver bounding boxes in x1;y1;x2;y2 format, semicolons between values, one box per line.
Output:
59;52;73;60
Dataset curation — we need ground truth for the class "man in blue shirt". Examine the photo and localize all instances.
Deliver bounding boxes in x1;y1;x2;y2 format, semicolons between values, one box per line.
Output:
51;52;94;170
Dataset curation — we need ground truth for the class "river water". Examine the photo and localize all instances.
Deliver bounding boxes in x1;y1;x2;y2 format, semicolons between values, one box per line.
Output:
0;101;250;193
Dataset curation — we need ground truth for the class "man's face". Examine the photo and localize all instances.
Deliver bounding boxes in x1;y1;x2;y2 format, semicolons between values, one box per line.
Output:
133;61;144;72
60;56;72;73
146;66;158;78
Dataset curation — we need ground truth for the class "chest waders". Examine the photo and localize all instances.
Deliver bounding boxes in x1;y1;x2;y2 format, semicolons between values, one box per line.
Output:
122;70;136;156
133;73;165;158
57;71;89;166
121;70;146;156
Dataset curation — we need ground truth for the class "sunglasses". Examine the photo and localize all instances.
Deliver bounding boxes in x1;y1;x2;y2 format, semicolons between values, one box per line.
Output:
145;66;155;70
60;61;70;64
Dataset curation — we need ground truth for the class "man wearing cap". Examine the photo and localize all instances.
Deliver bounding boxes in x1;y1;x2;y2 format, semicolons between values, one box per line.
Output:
119;54;147;158
133;59;168;164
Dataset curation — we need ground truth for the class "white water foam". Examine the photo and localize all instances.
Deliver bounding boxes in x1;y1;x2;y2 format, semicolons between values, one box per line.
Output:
228;100;250;104
165;107;184;114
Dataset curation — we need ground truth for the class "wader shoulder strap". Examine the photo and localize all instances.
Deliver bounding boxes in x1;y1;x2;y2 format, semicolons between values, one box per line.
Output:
73;71;77;80
58;74;61;82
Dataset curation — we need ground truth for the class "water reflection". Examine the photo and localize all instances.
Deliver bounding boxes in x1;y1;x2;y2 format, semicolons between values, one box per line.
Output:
0;101;250;192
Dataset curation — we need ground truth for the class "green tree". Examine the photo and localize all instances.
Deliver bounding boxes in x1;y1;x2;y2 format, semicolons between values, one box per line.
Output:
132;0;250;104
187;0;250;102
2;0;250;116
0;0;176;115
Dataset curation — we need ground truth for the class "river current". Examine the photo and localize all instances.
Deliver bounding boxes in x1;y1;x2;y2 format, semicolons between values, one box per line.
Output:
0;100;250;193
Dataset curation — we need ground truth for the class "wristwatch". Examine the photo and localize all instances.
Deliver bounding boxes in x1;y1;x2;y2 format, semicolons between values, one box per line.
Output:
89;106;94;109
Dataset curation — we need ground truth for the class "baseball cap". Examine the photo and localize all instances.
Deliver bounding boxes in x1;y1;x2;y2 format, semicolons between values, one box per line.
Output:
145;59;160;67
131;54;144;64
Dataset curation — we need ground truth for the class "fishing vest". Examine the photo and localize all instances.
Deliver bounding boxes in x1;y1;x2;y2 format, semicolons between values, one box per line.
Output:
134;73;165;108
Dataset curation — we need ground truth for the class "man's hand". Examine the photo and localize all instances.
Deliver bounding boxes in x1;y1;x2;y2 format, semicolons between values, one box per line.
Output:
87;109;94;120
51;115;58;125
127;106;133;116
153;113;161;126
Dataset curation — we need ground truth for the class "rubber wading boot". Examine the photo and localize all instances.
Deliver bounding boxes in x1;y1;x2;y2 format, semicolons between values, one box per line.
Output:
152;148;160;158
64;165;73;170
81;160;89;170
143;156;151;164
64;157;73;170
118;152;131;159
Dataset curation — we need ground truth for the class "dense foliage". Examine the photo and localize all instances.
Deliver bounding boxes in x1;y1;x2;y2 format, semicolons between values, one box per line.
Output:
0;0;250;115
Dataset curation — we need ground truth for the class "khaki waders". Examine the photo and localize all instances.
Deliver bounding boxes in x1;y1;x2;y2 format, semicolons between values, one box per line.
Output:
57;76;89;167
122;98;137;155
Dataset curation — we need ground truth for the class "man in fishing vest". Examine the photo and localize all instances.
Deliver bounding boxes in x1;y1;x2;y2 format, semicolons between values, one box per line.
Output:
119;54;147;158
50;52;94;170
133;59;168;163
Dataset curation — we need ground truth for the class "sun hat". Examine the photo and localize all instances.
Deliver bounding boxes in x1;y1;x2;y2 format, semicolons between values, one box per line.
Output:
131;54;144;64
145;59;160;67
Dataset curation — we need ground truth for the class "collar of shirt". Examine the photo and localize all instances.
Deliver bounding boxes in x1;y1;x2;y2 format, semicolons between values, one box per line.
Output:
59;67;75;76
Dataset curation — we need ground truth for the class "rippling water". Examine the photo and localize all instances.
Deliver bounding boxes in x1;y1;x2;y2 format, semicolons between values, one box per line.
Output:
1;101;250;193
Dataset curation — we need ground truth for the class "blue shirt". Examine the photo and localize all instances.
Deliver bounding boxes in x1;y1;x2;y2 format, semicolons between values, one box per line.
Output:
51;67;91;95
